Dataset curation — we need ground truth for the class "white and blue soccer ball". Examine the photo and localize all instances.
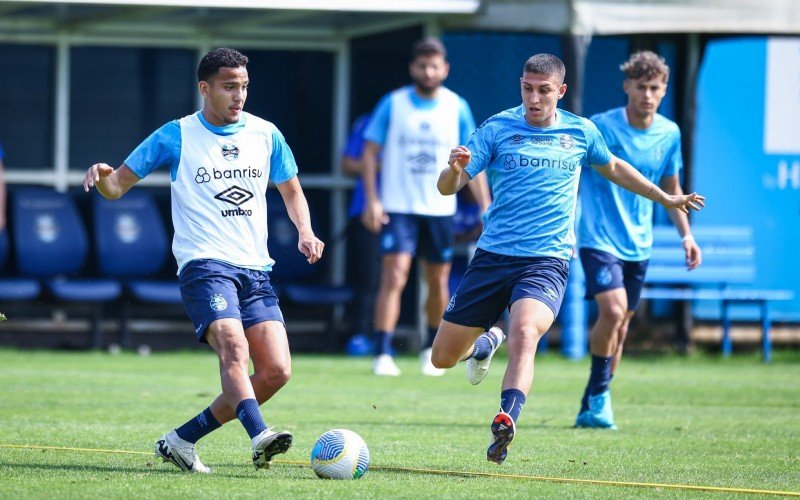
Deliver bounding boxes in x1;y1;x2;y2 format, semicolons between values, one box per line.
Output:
310;429;370;480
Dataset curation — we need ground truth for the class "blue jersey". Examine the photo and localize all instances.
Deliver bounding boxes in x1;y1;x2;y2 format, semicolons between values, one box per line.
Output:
578;107;682;261
343;114;373;219
465;105;612;260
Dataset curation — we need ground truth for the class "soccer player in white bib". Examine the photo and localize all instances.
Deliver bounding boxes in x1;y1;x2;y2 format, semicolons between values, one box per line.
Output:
574;51;702;430
82;48;324;473
433;54;704;464
361;37;490;377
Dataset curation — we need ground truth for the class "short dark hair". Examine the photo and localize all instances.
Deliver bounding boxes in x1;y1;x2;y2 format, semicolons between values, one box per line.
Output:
620;51;670;81
197;47;248;82
522;53;566;83
412;37;447;60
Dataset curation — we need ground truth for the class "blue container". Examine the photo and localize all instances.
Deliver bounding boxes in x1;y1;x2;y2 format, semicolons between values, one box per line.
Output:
560;256;588;359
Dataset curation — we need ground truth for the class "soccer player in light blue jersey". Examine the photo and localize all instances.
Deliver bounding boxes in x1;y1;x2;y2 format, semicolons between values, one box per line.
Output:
361;37;490;377
432;53;705;464
82;48;325;473
574;51;702;430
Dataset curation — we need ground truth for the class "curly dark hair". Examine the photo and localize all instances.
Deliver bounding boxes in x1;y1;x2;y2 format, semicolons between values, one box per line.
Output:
197;47;248;82
620;51;670;81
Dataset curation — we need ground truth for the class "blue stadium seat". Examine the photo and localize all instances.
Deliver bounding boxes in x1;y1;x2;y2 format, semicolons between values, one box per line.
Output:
12;188;122;348
266;190;352;350
92;190;183;347
0;228;41;301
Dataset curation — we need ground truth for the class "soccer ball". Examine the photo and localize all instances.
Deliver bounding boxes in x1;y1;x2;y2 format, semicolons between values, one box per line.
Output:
310;429;370;480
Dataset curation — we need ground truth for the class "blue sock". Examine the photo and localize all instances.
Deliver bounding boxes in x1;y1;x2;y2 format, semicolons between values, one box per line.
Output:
374;331;393;356
468;330;500;361
500;388;527;423
581;357;613;412
580;355;613;413
175;407;221;444
236;399;267;439
423;327;437;349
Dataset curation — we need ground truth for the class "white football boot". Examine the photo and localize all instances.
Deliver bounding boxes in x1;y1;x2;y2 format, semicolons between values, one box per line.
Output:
466;327;506;385
154;430;211;474
372;354;401;376
419;347;445;376
252;428;293;469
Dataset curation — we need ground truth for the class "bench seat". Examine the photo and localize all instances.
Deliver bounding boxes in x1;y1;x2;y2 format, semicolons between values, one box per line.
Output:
643;226;794;362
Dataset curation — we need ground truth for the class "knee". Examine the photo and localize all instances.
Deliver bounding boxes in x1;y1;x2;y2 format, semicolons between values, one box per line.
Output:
426;273;449;295
216;336;250;369
430;348;458;369
381;266;409;291
598;303;627;327
253;364;291;395
510;326;544;353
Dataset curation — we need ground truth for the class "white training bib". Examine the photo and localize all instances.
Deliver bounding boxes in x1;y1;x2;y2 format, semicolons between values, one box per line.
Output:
171;112;274;271
380;87;461;216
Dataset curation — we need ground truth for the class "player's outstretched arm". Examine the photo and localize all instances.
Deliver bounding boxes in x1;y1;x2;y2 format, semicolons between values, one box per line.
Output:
276;176;324;264
661;174;702;270
83;163;141;199
438;146;472;196
594;156;706;214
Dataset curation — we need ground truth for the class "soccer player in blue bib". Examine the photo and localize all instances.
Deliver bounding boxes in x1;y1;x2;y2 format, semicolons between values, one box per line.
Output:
574;51;702;430
433;53;705;464
82;48;324;473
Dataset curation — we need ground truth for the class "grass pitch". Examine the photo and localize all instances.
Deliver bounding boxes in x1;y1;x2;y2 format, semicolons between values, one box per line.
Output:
0;347;798;498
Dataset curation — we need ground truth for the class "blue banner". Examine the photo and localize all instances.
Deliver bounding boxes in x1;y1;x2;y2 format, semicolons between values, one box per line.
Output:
694;37;800;321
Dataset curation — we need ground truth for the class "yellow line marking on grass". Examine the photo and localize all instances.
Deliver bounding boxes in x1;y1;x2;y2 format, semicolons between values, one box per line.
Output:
1;444;152;455
1;444;797;497
371;465;800;497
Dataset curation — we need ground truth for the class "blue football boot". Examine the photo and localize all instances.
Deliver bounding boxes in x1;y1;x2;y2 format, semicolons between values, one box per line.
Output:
574;390;618;430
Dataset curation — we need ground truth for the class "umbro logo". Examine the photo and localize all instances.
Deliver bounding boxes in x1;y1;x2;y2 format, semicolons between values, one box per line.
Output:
214;185;253;206
509;134;525;145
408;152;435;168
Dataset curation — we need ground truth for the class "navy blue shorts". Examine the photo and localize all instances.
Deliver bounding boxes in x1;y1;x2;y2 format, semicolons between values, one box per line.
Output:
179;259;284;343
381;213;454;263
442;248;569;330
580;248;649;311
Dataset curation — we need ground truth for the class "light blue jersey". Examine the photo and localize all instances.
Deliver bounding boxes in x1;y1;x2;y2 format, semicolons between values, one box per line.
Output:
578;107;682;261
465;105;612;260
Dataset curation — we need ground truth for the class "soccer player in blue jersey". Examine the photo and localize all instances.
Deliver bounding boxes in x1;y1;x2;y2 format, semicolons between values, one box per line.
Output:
432;53;704;464
82;48;324;473
574;51;702;430
341;114;382;351
361;37;490;376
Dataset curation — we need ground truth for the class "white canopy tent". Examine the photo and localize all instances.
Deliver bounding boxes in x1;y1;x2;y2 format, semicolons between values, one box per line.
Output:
457;0;800;35
0;0;795;299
